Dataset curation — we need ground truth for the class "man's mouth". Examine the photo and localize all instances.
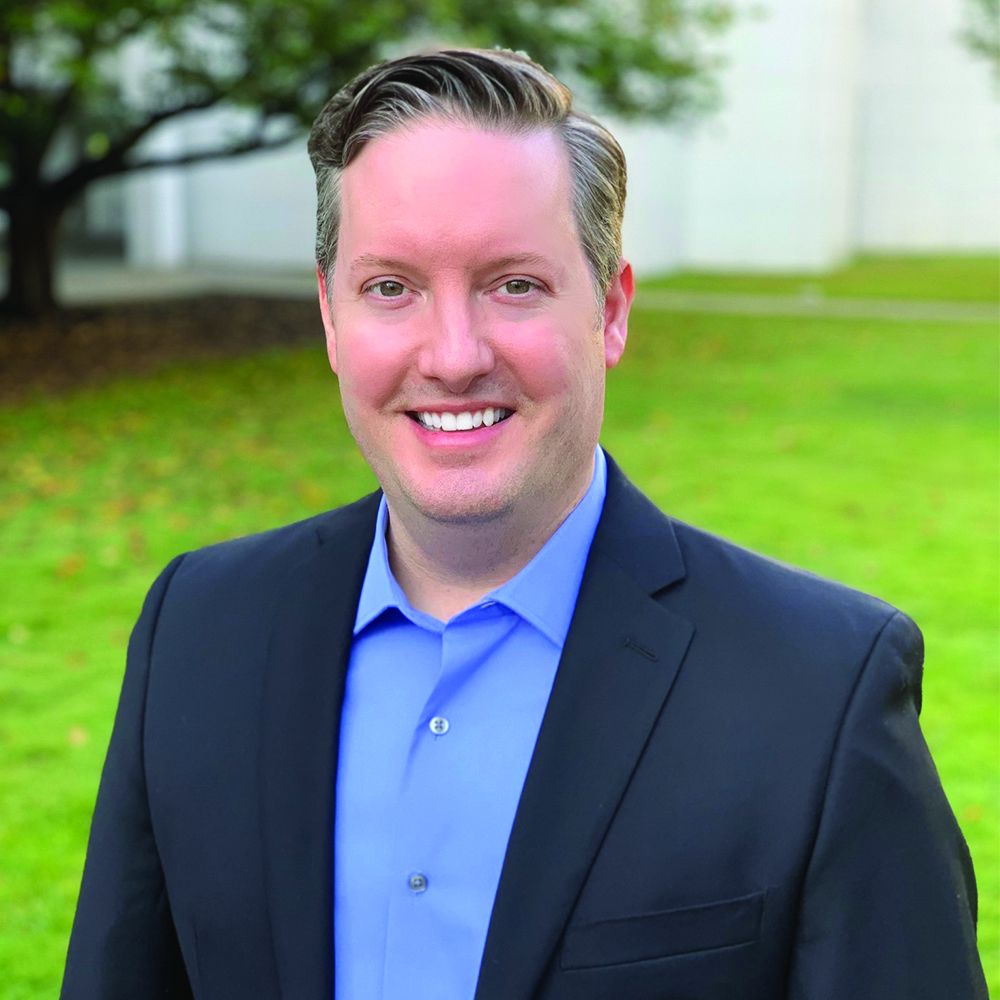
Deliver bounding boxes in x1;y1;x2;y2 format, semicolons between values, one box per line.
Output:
406;407;514;432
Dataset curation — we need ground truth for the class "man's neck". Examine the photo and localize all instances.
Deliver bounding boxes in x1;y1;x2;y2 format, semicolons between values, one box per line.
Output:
385;476;593;622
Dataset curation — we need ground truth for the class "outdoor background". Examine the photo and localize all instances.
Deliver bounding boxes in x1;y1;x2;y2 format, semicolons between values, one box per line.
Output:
1;0;998;996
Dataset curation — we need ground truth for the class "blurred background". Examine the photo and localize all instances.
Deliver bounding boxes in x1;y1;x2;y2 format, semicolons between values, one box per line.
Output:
1;0;997;996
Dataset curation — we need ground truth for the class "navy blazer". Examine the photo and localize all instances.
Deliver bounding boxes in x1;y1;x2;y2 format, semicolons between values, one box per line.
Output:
62;453;986;999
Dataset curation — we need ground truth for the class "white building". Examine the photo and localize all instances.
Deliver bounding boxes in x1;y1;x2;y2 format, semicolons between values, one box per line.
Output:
114;0;1000;277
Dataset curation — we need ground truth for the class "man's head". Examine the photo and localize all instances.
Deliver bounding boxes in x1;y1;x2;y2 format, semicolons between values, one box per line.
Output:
308;48;634;532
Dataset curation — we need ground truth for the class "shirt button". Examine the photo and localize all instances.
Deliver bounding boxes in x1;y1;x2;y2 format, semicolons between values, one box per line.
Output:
408;873;428;893
429;716;449;736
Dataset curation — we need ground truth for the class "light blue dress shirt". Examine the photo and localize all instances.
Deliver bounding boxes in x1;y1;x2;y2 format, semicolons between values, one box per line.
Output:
334;447;607;1000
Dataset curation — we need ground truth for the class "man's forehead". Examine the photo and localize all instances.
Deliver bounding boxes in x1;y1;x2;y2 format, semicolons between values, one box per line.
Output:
345;117;570;180
337;121;579;278
339;121;573;221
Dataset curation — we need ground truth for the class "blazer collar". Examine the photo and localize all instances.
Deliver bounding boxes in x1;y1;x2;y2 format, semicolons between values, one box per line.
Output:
592;450;686;594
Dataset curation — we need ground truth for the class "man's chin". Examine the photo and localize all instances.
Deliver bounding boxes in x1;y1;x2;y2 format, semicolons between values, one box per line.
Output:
410;494;515;527
397;477;518;527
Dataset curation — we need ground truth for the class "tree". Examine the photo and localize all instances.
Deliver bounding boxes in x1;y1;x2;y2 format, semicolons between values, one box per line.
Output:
0;0;731;319
960;0;1000;86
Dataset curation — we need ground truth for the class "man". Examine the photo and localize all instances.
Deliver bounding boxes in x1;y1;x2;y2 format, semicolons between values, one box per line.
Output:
62;48;986;999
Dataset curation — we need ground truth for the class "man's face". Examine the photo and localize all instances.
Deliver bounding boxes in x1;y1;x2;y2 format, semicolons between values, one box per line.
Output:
319;119;633;528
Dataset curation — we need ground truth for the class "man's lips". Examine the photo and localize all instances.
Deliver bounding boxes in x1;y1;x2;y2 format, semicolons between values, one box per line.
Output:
405;402;514;414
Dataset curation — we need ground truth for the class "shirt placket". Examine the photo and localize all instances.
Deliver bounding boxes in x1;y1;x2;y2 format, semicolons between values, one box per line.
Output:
380;606;512;1000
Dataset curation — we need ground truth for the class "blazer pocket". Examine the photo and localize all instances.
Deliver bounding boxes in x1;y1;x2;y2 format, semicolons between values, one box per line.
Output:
560;889;765;970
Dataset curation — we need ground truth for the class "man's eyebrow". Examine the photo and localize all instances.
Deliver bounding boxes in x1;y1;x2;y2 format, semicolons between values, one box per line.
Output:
346;251;561;277
477;252;560;273
347;254;415;277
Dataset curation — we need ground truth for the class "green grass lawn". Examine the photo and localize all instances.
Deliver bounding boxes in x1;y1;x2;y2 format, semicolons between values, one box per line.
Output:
1;303;997;996
640;253;1000;303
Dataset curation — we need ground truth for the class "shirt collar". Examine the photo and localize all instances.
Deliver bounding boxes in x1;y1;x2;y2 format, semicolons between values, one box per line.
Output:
354;446;607;646
353;496;417;635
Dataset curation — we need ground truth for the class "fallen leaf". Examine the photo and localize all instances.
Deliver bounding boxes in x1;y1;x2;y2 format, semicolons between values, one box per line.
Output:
67;726;89;747
56;553;86;578
962;804;983;823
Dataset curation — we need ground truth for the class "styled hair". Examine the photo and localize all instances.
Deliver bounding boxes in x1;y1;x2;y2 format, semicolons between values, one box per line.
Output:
307;47;627;301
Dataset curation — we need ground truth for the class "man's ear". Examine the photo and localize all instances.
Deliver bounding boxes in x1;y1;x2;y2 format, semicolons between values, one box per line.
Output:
602;258;634;370
317;266;338;374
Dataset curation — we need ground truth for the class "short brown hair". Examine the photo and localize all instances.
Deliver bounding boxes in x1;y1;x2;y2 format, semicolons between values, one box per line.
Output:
307;47;627;301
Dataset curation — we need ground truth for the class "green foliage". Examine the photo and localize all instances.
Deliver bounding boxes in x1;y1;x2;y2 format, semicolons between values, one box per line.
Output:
961;0;1000;86
0;281;997;994
0;0;731;197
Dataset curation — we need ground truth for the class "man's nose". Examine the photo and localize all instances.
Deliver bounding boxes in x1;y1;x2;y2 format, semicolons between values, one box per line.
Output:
416;299;495;392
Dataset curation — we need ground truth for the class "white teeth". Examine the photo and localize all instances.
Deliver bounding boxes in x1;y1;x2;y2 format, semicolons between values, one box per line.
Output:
415;408;511;431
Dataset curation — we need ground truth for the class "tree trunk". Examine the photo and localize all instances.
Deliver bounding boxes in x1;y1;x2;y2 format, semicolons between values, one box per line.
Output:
2;190;65;319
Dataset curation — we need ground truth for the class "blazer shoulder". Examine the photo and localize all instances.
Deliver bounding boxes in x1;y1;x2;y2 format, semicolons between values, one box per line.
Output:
161;490;381;603
667;515;912;649
673;516;900;613
599;455;909;646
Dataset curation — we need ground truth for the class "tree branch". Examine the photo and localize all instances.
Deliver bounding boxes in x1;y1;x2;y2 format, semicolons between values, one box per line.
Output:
37;80;80;149
122;128;302;172
45;125;303;202
49;92;228;202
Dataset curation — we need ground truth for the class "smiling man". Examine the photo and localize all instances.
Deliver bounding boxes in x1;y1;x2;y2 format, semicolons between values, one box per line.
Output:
316;113;626;620
63;48;985;1000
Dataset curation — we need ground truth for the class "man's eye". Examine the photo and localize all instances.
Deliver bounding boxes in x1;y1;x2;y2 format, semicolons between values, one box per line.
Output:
369;280;406;298
502;279;536;296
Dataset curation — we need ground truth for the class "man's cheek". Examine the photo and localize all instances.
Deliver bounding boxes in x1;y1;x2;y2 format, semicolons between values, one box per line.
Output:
503;334;572;398
340;340;410;406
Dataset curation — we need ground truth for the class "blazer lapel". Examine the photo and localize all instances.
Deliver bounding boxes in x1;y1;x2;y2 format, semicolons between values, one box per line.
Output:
475;455;695;1000
257;492;380;999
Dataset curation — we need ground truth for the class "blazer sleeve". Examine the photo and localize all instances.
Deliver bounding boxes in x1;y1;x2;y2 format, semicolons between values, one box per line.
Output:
61;554;193;1000
786;610;987;999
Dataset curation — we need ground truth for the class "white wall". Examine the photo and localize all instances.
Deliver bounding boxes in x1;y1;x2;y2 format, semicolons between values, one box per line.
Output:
125;106;318;270
177;105;317;268
854;0;1000;251
122;35;191;267
126;125;189;267
616;123;688;274
677;0;865;271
